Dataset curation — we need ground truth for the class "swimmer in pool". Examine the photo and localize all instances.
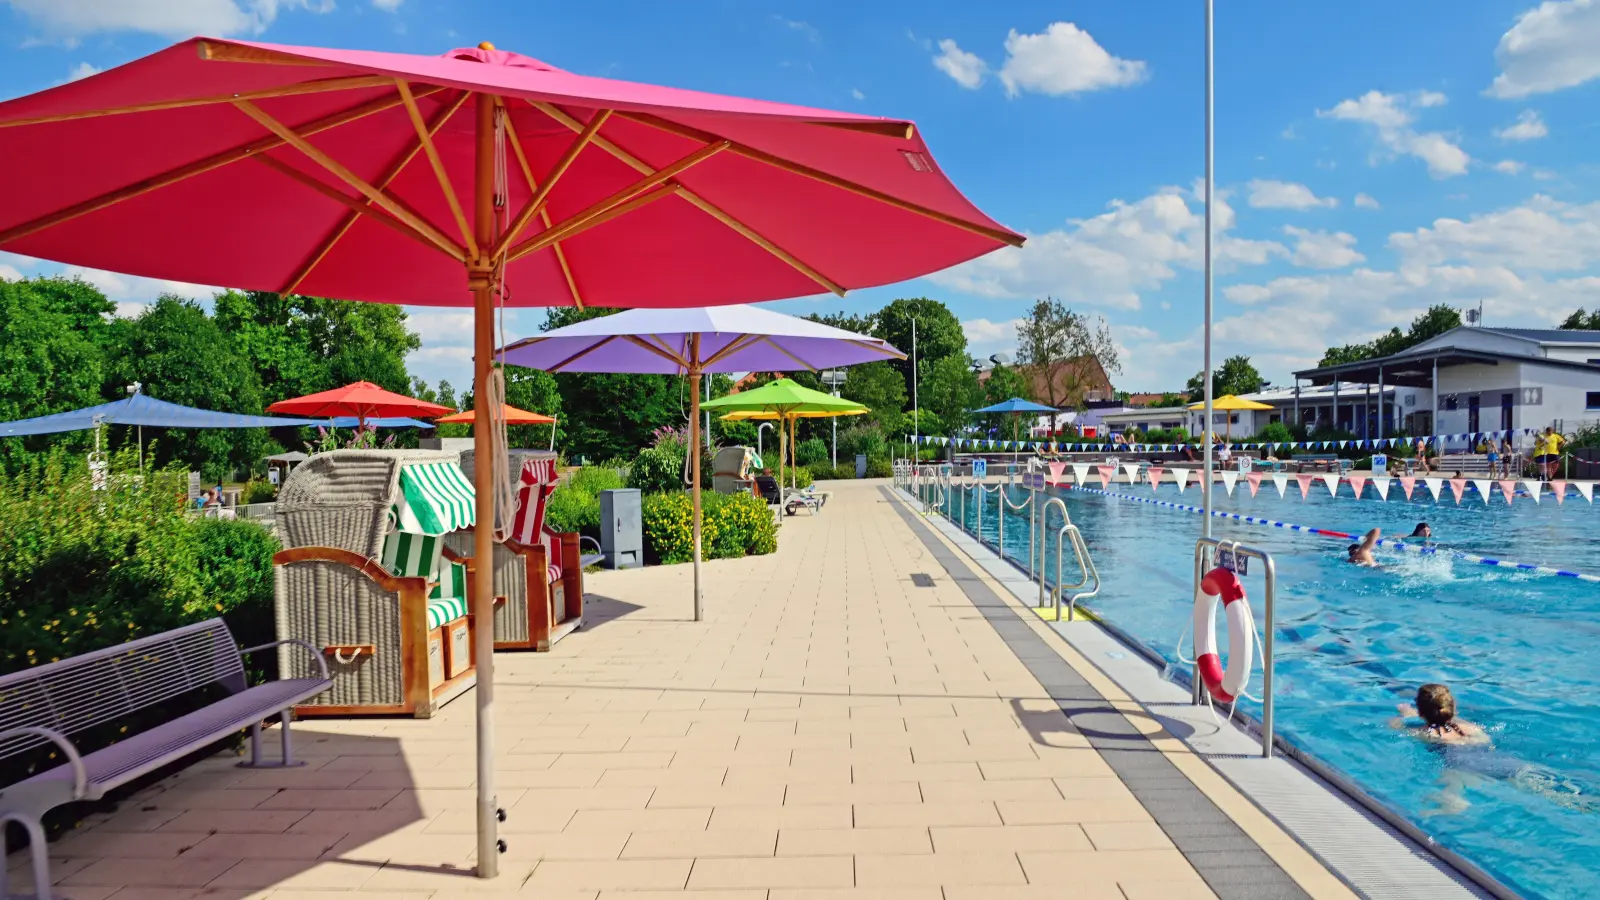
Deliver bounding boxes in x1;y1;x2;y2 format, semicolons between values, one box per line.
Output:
1391;684;1599;815
1346;528;1380;566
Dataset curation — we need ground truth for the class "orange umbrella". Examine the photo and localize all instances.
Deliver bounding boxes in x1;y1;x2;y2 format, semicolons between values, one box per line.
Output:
434;403;554;425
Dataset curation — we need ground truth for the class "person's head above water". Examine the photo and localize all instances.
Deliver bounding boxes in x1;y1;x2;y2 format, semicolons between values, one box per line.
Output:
1411;522;1431;538
1416;683;1458;728
1347;543;1361;560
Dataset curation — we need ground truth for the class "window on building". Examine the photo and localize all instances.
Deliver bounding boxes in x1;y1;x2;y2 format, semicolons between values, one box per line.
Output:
1587;392;1600;410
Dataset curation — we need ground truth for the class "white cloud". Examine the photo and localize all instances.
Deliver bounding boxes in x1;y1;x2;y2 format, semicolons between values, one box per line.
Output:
928;184;1284;311
1493;159;1526;174
3;0;334;39
1532;167;1559;181
1245;179;1337;210
0;262;24;281
1388;195;1600;271
61;266;224;306
65;61;99;81
932;38;987;89
960;317;1023;350
373;0;403;10
1318;89;1470;178
996;22;1148;97
1495;109;1549;141
1284;226;1365;269
851;88;865;100
773;15;820;43
1486;0;1600;98
1354;193;1381;209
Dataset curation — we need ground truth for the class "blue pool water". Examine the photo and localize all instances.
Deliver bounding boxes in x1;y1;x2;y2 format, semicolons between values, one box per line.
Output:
937;479;1600;900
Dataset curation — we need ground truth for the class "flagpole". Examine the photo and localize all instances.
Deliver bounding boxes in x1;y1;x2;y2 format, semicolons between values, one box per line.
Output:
1202;0;1215;541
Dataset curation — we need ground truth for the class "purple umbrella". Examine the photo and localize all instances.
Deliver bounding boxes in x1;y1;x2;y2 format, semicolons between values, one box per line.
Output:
499;304;904;619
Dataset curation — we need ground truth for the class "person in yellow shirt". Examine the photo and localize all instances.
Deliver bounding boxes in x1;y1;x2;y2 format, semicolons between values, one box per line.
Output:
1535;426;1567;480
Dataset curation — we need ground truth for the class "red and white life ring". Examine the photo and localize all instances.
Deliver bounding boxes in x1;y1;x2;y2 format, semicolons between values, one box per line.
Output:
1193;566;1255;703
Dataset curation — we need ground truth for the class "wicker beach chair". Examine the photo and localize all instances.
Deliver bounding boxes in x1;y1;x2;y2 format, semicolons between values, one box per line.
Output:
712;445;757;495
273;450;480;718
449;449;588;651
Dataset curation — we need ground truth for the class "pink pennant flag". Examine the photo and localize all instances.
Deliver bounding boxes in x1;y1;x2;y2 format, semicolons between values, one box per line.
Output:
1497;480;1516;504
1448;478;1467;504
1552;480;1567;505
1097;465;1115;489
1246;471;1262;497
1048;461;1069;485
1347;474;1367;499
1399;476;1417;500
1148;466;1165;491
1295;473;1314;499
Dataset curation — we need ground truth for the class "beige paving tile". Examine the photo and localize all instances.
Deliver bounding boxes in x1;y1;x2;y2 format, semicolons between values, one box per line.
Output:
996;796;1152;825
1119;883;1221;900
566;807;713;833
620;828;777;858
1082;821;1175;851
707;804;854;831
776;826;932;856
930;823;1093;854
918;778;1063;803
769;890;943;900
358;861;535;893
1017;849;1204;884
781;782;921;806
525;859;693;891
852;762;982;783
855;851;1026;887
942;884;1127;900
186;832;346;859
60;856;242;889
256;789;401;811
686;855;853;890
647;784;785;808
853;802;1002;828
594;892;766;900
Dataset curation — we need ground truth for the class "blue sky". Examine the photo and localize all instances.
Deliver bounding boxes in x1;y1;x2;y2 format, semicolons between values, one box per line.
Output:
2;0;1598;394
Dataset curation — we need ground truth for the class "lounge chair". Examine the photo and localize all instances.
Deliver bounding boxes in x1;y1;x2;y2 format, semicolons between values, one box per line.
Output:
783;484;830;515
449;449;591;651
273;450;479;718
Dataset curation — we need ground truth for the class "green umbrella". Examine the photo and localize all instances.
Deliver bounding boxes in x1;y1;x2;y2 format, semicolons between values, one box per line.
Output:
702;378;865;492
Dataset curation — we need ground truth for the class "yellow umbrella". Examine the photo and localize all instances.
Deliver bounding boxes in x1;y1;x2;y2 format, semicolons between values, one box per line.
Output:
1186;394;1273;440
719;407;867;490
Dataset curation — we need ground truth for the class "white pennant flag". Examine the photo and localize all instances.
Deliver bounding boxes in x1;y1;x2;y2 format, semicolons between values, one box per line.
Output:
1522;480;1542;504
1221;470;1239;496
1271;473;1288;497
1371;476;1391;501
1173;467;1192;494
1321;473;1340;497
1576;482;1595;504
1122;463;1140;483
1072;463;1091;486
1424;477;1444;501
1470;478;1493;505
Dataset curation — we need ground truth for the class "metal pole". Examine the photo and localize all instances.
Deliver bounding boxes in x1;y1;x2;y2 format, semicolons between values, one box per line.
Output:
911;318;919;455
690;337;703;623
1202;0;1215;541
1262;553;1277;759
1432;356;1439;448
468;82;499;880
704;371;711;451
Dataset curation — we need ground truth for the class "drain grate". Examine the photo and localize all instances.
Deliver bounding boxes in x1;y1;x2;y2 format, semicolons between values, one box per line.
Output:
910;573;935;587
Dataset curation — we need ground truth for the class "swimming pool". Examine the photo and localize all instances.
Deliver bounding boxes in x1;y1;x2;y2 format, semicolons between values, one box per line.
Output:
941;478;1600;900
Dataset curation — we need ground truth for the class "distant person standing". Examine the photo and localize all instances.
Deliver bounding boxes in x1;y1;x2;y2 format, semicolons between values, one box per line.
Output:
1500;437;1516;479
1535;427;1567;481
1483;436;1501;479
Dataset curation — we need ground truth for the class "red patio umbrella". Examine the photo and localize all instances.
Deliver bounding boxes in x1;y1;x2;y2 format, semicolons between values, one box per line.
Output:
267;380;452;424
0;37;1020;880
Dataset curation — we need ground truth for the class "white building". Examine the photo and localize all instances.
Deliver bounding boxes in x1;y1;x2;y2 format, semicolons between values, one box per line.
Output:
1099;382;1408;439
1293;326;1600;450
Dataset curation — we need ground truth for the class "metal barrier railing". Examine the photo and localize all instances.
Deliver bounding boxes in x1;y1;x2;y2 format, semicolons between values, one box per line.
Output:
1192;537;1278;759
1039;496;1099;621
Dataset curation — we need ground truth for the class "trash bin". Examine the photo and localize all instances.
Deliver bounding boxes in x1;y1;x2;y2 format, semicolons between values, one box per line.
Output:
855;454;867;479
599;488;642;569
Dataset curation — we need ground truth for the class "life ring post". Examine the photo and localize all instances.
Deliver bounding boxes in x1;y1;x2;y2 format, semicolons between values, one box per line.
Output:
1192;537;1279;759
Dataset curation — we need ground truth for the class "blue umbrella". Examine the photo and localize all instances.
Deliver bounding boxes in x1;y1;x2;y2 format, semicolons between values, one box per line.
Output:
971;397;1058;459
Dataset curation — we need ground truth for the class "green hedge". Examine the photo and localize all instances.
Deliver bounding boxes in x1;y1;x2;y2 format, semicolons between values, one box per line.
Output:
808;463;856;481
641;491;778;565
545;466;625;539
866;457;893;478
627;445;684;494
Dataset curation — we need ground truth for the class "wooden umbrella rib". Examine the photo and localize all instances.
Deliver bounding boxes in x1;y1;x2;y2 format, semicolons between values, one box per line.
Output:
252;155;449;255
616;111;1024;248
844;338;907;359
532;100;845;297
702;334;766;368
0;87;435;248
232;98;465;261
282;89;470;294
623;335;691;371
760;336;818;372
499;102;584;308
547;335;620;373
813;119;916;140
491;109;612;260
507;183;683;262
197;41;335;66
396;80;478;259
505;141;727;262
0;75;397;130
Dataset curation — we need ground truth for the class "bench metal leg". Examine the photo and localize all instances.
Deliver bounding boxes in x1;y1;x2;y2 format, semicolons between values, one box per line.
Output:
236;711;306;769
1;812;53;900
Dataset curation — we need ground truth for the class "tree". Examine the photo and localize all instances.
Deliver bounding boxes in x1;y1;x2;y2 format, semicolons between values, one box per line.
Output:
1560;309;1600;330
503;367;562;450
0;279;107;473
1013;298;1121;433
839;361;907;437
1185;355;1264;402
977;363;1032;439
872;297;966;411
919;355;980;438
213;291;421;402
1316;304;1462;366
103;296;268;481
804;311;878;335
1149;392;1188;408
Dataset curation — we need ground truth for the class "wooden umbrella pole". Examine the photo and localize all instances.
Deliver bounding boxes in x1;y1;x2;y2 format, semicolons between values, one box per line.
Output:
689;335;703;623
469;78;500;880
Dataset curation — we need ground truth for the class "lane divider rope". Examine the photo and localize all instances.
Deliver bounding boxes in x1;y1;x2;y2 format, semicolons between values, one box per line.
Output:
1059;483;1600;584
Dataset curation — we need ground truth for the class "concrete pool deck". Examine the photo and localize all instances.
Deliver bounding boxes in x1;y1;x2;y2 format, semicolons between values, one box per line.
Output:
13;478;1387;899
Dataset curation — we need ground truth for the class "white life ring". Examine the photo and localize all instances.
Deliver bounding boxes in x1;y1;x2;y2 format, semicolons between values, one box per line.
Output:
1193;566;1255;703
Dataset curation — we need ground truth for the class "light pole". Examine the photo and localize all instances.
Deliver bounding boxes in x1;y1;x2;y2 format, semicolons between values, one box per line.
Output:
126;382;143;470
911;318;919;459
821;369;847;468
1201;0;1215;540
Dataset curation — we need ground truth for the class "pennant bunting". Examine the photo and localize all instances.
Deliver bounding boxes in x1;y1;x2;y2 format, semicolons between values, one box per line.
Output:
1296;473;1313;499
1321;473;1340;497
1173;467;1192;494
1272;473;1289;497
1347;474;1367;499
1521;480;1542;504
1096;465;1115;489
1400;476;1417;500
1471;478;1493;505
1575;482;1594;504
1424;477;1442;501
1552;480;1566;505
1371;476;1391;501
1048;461;1069;485
1122;463;1140;483
1246;471;1262;497
1071;463;1090;486
1148;466;1165;490
1448;478;1467;504
1497;480;1516;504
1221;471;1239;496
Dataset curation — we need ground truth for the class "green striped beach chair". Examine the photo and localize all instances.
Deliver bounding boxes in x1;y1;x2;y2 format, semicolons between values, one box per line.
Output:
272;450;481;718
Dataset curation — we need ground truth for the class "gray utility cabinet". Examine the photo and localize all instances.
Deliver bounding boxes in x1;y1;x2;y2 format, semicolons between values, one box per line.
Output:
599;488;642;569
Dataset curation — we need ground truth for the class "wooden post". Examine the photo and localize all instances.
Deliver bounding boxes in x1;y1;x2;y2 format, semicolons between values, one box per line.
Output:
469;69;500;880
689;335;703;622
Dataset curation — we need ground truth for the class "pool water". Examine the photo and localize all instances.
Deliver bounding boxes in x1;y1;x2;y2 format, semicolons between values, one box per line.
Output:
939;479;1600;900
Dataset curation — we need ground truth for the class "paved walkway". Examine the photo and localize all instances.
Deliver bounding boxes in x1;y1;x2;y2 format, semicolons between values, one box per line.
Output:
13;479;1353;899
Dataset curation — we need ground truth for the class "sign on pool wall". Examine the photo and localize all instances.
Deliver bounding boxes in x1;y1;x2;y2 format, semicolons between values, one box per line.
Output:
972;459;987;479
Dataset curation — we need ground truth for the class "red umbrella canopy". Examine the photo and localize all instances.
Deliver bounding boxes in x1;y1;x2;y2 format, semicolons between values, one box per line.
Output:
0;38;1022;309
433;403;554;425
267;381;452;420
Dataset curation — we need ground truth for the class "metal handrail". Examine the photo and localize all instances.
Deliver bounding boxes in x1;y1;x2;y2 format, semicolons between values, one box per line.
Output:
1193;537;1278;759
1037;497;1100;621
